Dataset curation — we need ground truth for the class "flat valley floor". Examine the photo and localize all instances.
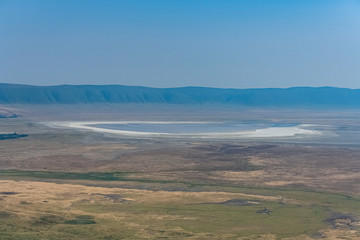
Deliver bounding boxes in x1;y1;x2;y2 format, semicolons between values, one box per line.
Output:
1;105;360;239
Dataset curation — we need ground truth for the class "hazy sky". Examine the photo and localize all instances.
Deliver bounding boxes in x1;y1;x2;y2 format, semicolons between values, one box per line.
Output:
1;0;360;88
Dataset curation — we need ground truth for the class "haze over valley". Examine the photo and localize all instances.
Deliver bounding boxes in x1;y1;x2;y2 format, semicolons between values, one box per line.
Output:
1;0;360;239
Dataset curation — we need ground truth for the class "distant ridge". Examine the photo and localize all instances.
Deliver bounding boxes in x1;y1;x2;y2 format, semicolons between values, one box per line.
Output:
0;83;360;107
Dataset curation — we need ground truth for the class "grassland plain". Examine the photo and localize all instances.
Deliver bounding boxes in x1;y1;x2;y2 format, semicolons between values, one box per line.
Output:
0;179;359;239
1;107;360;239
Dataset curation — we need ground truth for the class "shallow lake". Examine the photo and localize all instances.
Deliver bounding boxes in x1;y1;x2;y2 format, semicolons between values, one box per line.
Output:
90;122;282;134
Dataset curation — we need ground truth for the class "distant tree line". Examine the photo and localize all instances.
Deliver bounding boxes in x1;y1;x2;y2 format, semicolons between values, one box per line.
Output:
0;133;28;140
0;113;18;118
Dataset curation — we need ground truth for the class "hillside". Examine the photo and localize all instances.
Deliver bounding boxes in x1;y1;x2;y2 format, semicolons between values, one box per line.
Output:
0;83;360;107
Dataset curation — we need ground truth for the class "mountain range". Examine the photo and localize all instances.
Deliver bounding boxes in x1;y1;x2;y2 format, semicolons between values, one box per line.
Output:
0;83;359;108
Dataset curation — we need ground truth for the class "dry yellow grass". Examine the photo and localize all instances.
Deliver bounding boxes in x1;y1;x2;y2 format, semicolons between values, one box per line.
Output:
1;180;359;239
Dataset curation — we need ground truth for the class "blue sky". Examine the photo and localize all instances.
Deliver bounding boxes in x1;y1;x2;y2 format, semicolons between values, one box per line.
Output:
0;0;359;88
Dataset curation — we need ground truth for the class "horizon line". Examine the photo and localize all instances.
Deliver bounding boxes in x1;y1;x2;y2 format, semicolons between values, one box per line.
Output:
0;83;358;90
